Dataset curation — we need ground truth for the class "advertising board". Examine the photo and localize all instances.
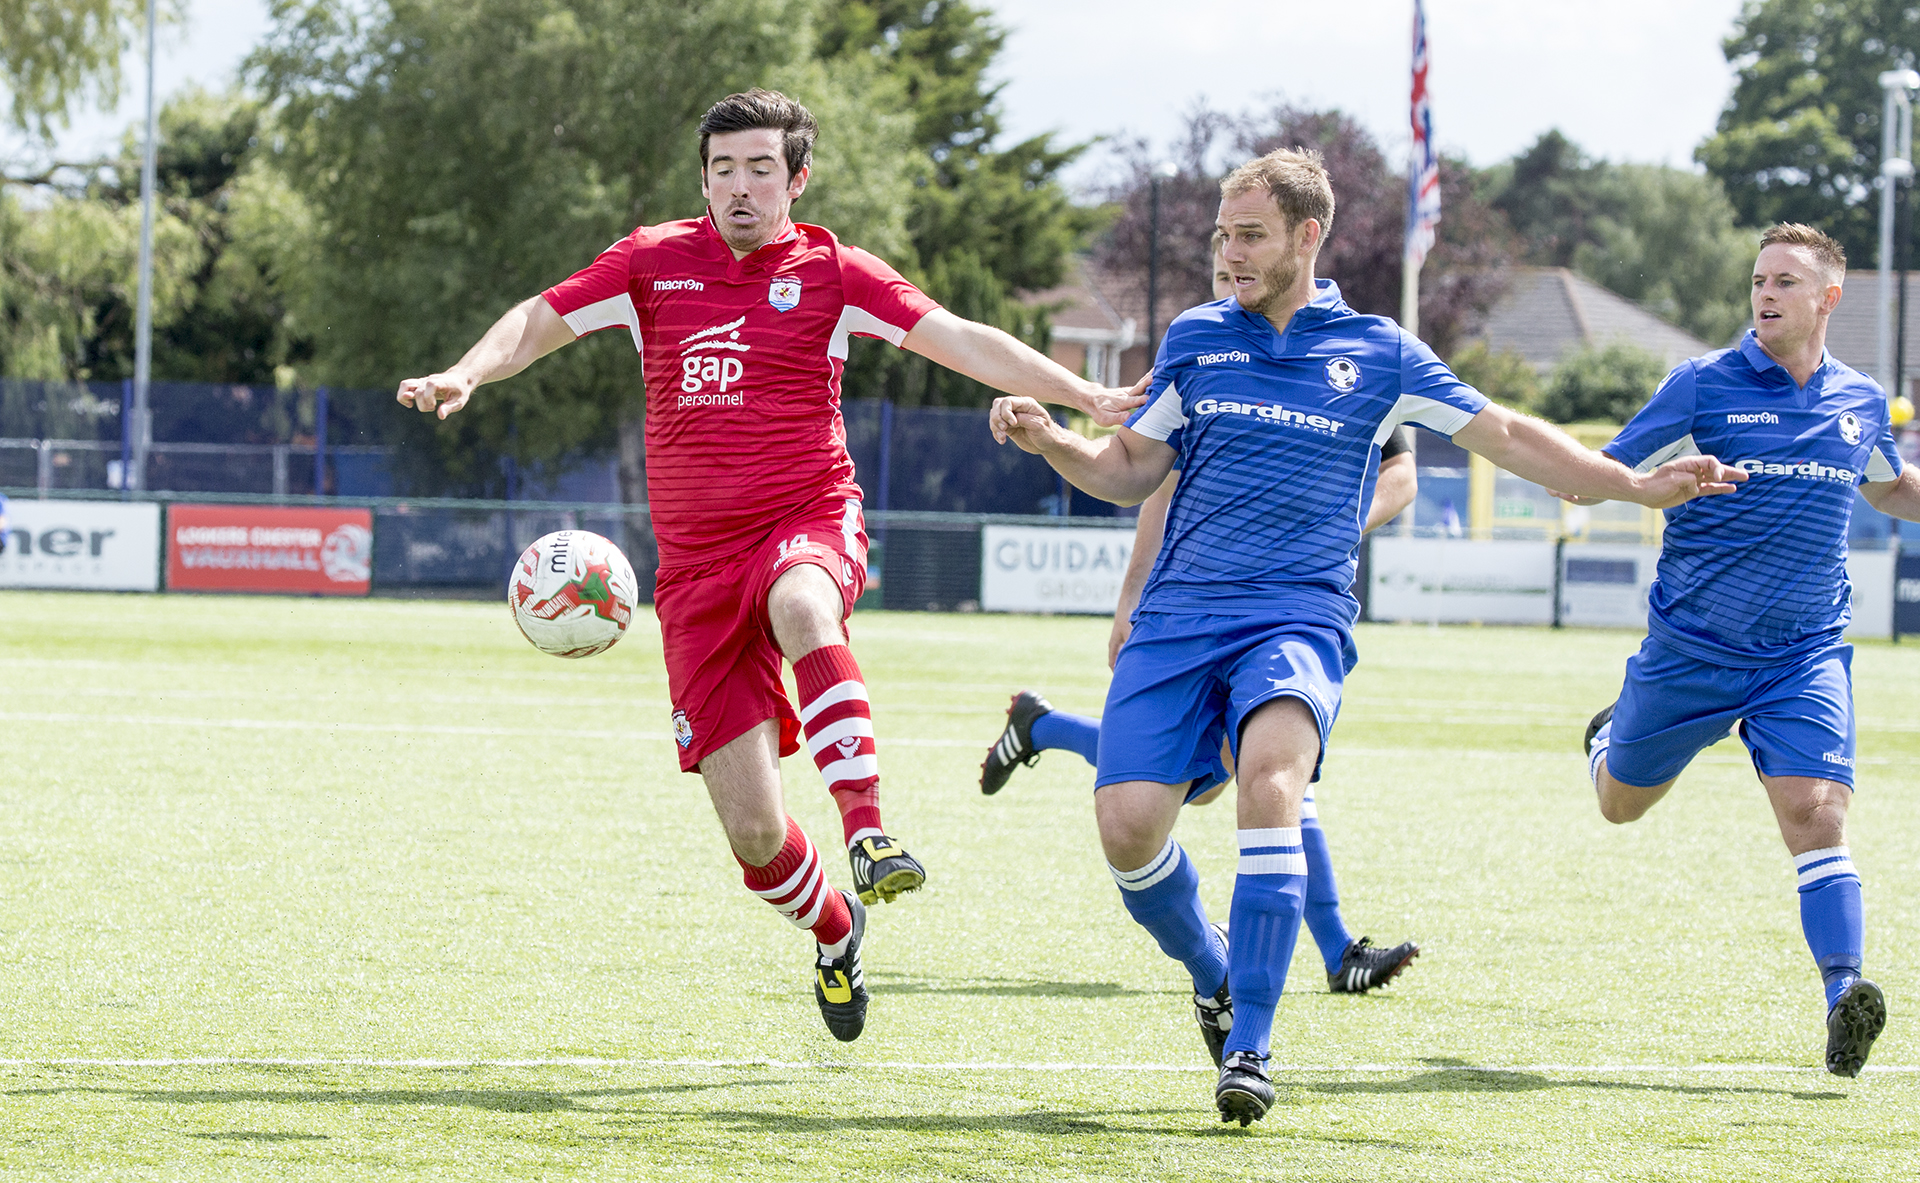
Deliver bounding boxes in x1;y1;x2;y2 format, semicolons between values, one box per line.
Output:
981;524;1136;614
1367;537;1555;625
0;499;161;591
166;504;373;595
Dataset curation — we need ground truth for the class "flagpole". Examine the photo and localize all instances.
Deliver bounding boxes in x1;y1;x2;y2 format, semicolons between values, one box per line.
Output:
1403;0;1436;339
1402;254;1420;337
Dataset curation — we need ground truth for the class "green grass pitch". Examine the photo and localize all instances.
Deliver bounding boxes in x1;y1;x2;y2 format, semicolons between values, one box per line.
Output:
3;589;1919;1180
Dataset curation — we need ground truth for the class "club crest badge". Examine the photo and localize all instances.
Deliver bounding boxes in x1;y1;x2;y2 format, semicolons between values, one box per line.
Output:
768;277;802;312
1838;410;1862;445
672;709;694;749
1325;357;1361;394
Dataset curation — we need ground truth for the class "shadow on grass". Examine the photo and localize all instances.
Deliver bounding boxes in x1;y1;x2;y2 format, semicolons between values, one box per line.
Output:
188;1131;330;1142
665;1109;1424;1146
1304;1059;1847;1102
7;1078;781;1113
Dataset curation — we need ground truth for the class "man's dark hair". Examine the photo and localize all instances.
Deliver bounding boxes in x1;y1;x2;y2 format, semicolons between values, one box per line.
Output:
698;89;818;179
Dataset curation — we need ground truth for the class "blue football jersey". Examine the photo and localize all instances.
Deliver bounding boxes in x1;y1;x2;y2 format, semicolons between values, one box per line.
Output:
1605;331;1903;665
1124;280;1488;621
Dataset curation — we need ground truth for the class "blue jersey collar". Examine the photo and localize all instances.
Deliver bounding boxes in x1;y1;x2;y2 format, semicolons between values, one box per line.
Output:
1226;278;1352;345
1737;329;1833;388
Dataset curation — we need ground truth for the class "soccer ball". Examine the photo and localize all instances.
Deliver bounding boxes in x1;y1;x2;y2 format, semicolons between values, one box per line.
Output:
507;530;639;658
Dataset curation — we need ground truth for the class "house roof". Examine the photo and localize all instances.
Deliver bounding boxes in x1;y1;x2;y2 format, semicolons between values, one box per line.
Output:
1478;266;1710;374
1823;269;1920;383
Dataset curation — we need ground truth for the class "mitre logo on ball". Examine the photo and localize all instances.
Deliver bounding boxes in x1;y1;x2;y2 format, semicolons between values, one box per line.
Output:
507;530;639;658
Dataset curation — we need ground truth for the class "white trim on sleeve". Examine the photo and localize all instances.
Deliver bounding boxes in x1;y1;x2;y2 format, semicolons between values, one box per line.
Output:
560;292;644;354
1630;433;1701;474
1866;443;1901;483
1129;385;1187;441
1376;392;1477;443
829;305;913;359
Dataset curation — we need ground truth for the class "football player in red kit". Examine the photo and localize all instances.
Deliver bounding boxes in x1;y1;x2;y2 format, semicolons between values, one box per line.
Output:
397;89;1145;1041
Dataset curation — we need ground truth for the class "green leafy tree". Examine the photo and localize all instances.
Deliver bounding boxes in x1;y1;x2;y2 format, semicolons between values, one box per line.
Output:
251;0;917;497
1486;131;1757;346
819;0;1093;407
1446;341;1539;412
1696;0;1920;265
0;0;182;142
1535;341;1670;425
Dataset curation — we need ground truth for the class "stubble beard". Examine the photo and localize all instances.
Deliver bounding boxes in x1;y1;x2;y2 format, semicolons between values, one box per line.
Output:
1237;252;1301;318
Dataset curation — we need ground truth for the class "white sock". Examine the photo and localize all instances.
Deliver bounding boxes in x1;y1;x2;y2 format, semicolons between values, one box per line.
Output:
847;827;884;849
1588;720;1611;789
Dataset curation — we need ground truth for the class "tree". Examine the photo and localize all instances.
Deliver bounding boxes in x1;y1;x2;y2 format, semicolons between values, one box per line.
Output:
819;0;1095;407
1095;102;1513;357
0;0;182;142
1447;341;1539;412
1535;341;1670;424
1487;130;1757;347
252;0;918;498
1696;0;1920;265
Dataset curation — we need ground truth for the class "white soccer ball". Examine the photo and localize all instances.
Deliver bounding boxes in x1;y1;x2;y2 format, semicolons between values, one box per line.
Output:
507;530;639;658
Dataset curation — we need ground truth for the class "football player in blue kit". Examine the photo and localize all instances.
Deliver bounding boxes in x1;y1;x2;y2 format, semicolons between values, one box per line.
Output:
990;147;1746;1126
1573;223;1920;1079
981;246;1422;999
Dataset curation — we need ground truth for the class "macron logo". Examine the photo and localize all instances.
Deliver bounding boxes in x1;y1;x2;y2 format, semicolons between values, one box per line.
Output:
1194;397;1343;435
654;279;705;292
1727;411;1779;424
1197;350;1251;365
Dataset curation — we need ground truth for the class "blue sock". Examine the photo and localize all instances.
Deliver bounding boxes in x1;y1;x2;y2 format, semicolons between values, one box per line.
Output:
1224;827;1308;1059
1300;797;1353;972
1110;839;1226;997
1795;846;1864;1011
1032;710;1101;766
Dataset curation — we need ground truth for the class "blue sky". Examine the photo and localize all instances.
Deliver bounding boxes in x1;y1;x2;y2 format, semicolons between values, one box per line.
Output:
28;0;1749;187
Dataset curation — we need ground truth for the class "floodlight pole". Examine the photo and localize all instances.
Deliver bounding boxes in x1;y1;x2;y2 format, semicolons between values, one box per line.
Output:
129;0;159;492
1146;161;1177;360
1876;69;1918;397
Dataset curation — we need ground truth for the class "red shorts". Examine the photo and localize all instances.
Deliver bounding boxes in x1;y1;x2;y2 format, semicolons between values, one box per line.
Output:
653;494;869;772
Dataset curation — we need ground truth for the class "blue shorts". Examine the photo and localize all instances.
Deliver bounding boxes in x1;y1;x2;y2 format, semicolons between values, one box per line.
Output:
1608;635;1857;788
1097;613;1357;790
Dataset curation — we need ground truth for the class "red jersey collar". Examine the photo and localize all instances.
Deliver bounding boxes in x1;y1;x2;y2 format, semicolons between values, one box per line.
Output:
701;210;802;274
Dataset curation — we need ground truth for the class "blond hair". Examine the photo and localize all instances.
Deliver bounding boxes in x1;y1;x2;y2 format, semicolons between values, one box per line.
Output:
1759;223;1847;282
1220;148;1335;238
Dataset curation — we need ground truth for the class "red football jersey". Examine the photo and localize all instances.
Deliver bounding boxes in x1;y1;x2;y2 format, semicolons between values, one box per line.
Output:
542;216;939;565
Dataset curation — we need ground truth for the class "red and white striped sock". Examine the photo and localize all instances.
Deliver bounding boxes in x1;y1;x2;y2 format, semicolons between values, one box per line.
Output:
737;816;852;950
794;644;883;847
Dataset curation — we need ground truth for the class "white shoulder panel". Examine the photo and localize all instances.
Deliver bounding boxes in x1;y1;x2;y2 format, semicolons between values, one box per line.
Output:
1375;393;1477;445
1633;433;1700;474
1129;385;1187;441
1865;442;1901;483
561;292;643;354
829;305;910;360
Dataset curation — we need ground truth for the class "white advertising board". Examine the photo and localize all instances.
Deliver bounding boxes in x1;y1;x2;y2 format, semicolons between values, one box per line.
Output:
1368;538;1555;625
1846;550;1894;639
1558;543;1658;630
0;499;161;591
981;524;1136;614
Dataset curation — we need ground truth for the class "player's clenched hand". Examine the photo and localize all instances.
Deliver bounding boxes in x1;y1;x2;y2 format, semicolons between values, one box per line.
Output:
396;373;475;420
1635;454;1748;508
1083;371;1152;427
990;395;1064;452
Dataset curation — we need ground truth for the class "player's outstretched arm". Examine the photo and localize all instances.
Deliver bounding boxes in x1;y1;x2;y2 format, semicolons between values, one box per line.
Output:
1862;467;1920;521
990;395;1175;505
396;297;578;420
905;308;1148;426
1109;471;1177;668
1453;402;1745;508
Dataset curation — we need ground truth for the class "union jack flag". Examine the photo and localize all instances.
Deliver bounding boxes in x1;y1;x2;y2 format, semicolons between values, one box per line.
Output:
1406;0;1441;267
